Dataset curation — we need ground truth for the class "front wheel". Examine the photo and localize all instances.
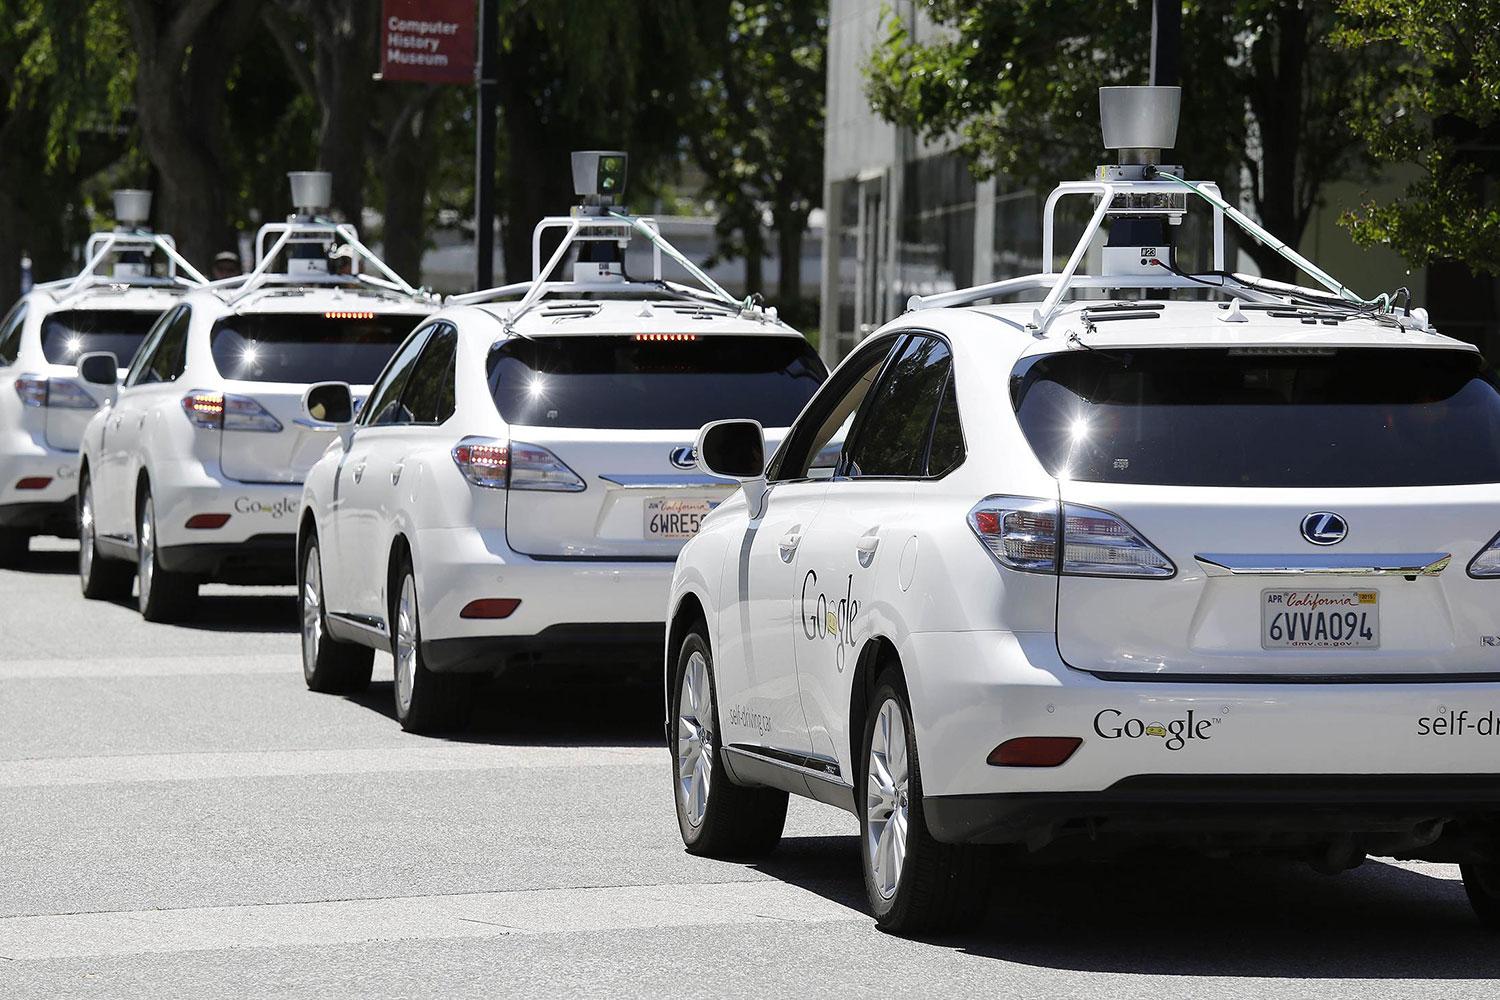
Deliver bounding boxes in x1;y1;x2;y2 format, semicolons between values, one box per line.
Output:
671;628;787;856
1462;861;1500;929
860;671;990;934
137;489;197;622
391;559;474;733
79;474;132;600
300;535;373;693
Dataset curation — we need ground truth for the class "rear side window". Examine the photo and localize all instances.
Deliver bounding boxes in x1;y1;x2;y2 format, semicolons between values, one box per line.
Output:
486;334;825;430
210;312;418;384
844;335;953;478
131;305;191;386
361;328;431;427
40;309;159;366
0;302;26;365
1013;347;1500;487
401;324;457;425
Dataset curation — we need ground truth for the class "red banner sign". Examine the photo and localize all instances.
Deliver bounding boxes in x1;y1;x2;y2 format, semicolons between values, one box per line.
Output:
380;0;475;85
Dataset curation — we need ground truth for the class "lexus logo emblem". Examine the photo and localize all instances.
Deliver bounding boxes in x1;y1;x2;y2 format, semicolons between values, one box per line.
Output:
670;446;698;470
1301;511;1348;546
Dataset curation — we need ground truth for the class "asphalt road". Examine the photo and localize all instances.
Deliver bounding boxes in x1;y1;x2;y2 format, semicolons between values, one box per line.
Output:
2;538;1498;999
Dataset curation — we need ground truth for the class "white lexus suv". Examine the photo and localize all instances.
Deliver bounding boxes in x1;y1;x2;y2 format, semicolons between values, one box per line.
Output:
297;152;826;733
667;87;1500;933
0;190;204;566
77;172;435;620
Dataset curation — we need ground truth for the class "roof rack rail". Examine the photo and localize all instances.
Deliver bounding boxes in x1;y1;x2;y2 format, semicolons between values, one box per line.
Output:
209;220;432;307
39;230;209;302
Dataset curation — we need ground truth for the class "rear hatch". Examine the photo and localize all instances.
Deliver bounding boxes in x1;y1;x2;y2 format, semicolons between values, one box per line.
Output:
211;311;419;483
1012;344;1500;679
492;332;824;558
40;308;158;450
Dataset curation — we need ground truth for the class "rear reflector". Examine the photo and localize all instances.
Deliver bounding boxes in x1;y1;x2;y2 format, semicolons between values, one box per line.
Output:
460;598;521;620
15;477;51;490
185;513;231;530
987;736;1082;767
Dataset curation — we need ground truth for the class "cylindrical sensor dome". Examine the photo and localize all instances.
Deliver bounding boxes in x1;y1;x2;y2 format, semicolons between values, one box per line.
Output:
1099;86;1181;160
113;190;153;227
288;171;333;214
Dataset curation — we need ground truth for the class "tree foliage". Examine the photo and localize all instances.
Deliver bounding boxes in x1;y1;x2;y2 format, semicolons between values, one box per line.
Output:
1334;0;1500;275
865;1;1375;280
690;1;827;325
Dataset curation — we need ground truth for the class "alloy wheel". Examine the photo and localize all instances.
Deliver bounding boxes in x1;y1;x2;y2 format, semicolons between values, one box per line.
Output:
137;497;155;607
394;573;418;717
79;486;96;585
301;545;323;680
676;650;713;827
866;698;910;901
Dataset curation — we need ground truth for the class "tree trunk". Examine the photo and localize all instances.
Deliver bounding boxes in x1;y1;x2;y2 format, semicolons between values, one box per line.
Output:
1241;2;1311;283
774;210;805;326
380;87;440;284
306;0;377;224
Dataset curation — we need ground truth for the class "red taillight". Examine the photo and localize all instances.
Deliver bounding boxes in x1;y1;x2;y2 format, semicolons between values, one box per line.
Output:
460;598;521;619
987;737;1083;767
15;477;51;490
634;333;698;342
185;513;231;529
451;438;510;489
324;311;376;320
182;392;225;427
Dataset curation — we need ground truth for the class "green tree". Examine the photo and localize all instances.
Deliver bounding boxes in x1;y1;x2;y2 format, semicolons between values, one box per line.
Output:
865;1;1374;282
690;0;826;326
1333;0;1500;275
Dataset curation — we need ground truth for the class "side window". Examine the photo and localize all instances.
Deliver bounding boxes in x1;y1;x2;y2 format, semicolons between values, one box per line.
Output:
399;323;458;425
0;301;26;365
924;370;965;477
361;327;431;427
843;335;953;479
771;336;900;481
131;305;191;386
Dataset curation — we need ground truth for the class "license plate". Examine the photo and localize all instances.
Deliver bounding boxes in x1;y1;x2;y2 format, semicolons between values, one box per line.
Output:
644;498;718;540
1262;590;1379;649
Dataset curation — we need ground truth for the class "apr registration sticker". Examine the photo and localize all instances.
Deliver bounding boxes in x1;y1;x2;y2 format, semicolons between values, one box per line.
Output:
644;498;718;540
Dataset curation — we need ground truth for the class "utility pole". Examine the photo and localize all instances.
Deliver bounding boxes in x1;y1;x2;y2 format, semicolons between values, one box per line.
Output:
1149;0;1181;87
474;0;499;290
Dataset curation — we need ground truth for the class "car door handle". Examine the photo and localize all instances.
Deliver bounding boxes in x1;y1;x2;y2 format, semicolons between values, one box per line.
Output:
778;531;802;563
352;462;366;484
856;534;880;568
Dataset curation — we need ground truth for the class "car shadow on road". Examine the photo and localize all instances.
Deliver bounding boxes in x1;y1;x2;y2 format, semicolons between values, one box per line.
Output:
11;546;78;575
756;841;1500;977
177;593;298;633
345;674;664;748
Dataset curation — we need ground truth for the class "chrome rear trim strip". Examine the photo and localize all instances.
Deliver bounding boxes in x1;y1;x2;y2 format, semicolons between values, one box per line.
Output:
1195;552;1451;578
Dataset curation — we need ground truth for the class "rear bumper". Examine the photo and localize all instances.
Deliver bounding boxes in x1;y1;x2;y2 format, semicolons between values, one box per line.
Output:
0;440;78;521
925;774;1500;846
158;533;296;584
411;524;675;644
901;630;1500;805
423;623;665;674
151;467;302;552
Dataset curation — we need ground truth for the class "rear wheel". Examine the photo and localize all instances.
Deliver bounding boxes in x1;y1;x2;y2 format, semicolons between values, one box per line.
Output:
79;473;132;600
137;489;197;622
0;526;29;567
860;671;990;934
391;559;473;733
300;534;373;693
671;628;787;856
1462;861;1500;929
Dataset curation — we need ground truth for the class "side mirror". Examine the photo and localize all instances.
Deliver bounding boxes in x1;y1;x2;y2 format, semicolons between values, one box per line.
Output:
697;419;768;518
301;381;354;425
78;351;119;387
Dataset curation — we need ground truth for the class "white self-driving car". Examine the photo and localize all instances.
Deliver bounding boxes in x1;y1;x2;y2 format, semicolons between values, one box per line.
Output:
0;191;204;566
296;151;826;733
667;86;1500;934
77;172;435;621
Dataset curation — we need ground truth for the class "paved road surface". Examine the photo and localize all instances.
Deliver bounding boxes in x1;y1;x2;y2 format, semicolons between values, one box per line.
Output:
2;540;1496;998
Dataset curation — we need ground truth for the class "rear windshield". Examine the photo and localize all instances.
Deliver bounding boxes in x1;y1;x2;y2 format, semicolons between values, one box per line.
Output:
1012;346;1500;487
210;313;418;384
40;309;159;366
487;334;827;429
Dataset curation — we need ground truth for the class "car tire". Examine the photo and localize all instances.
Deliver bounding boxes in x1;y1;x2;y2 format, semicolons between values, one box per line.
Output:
0;527;28;568
78;473;133;600
137;488;197;622
300;533;373;693
671;627;788;857
390;557;473;734
860;670;990;935
1462;861;1500;929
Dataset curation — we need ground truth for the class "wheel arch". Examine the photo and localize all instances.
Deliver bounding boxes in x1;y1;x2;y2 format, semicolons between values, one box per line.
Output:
848;634;905;779
385;531;413;624
666;591;709;731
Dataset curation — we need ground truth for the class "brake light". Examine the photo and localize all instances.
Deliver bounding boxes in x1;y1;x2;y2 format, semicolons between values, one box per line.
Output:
451;436;509;488
13;376;97;410
325;311;376;320
1469;531;1500;577
968;496;1173;579
634;333;698;342
180;392;282;432
450;437;587;492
